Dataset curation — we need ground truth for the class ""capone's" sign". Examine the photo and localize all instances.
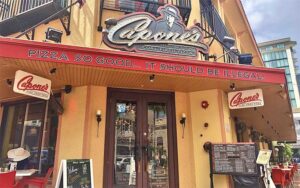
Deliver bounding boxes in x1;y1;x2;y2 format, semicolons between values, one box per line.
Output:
103;4;208;58
13;70;51;100
228;89;264;109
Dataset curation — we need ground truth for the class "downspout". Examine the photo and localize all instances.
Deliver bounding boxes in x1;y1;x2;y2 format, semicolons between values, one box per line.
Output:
97;0;104;31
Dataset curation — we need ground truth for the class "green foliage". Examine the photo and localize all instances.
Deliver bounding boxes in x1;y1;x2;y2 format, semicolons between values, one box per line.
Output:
283;144;293;162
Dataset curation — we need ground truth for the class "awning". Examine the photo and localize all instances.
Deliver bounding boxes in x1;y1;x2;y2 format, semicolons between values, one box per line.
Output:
0;37;296;141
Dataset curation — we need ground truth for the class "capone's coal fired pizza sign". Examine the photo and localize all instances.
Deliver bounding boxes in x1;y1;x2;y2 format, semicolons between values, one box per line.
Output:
103;4;208;57
13;70;51;100
228;89;264;109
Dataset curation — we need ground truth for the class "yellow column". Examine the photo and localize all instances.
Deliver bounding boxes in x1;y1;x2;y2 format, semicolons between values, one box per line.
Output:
189;89;232;188
53;86;88;184
175;92;196;188
85;86;107;188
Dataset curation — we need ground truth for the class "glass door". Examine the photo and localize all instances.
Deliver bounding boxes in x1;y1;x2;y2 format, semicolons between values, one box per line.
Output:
104;89;178;188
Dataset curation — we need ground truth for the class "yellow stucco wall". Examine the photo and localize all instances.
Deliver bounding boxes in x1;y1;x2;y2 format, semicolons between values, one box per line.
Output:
175;92;196;188
53;86;107;187
189;89;232;188
84;86;107;188
53;86;88;184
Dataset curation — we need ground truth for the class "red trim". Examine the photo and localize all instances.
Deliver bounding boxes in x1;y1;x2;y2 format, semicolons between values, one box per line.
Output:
0;37;286;84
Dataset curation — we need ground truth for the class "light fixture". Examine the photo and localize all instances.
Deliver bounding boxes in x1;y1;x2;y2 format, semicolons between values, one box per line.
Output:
203;141;212;152
149;74;155;82
64;85;72;94
49;68;57;75
223;36;236;48
204;122;209;128
238;53;253;65
45;27;63;43
104;18;118;30
96;110;102;137
180;113;186;139
230;83;236;91
278;91;287;100
6;79;13;87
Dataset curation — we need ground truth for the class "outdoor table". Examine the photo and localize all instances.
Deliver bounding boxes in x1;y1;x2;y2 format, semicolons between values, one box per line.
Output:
16;169;37;177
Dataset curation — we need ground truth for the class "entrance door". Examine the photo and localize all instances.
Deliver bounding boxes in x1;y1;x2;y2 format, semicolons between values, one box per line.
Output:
104;88;178;188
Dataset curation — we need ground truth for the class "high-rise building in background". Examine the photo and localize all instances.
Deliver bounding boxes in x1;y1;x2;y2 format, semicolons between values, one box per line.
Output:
258;38;299;108
259;39;300;148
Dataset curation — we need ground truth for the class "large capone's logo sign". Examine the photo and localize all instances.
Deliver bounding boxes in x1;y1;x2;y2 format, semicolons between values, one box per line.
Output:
103;4;209;57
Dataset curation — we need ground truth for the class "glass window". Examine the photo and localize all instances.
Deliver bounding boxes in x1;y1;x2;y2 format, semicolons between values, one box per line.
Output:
277;44;285;49
291;100;297;108
286;75;292;82
0;98;60;175
289;91;295;99
288;83;294;90
265;62;271;68
275;52;280;59
266;46;273;51
285;67;290;74
282;51;287;58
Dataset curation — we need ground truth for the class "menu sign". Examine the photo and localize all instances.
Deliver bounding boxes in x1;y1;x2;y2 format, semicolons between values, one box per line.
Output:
211;144;258;175
55;159;94;188
228;89;264;109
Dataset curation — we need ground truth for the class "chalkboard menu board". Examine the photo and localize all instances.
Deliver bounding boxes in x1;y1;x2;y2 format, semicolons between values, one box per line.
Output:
55;159;94;188
211;143;258;176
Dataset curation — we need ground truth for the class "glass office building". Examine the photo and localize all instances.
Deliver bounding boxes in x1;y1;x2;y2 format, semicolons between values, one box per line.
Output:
259;38;299;108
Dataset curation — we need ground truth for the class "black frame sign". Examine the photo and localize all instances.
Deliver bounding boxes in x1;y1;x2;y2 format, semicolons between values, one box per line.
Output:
55;159;94;188
103;4;209;58
211;143;258;176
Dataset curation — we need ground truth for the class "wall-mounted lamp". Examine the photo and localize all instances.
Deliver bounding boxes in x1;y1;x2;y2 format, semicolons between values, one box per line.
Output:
223;36;236;48
45;27;63;43
96;110;102;137
180;113;186;139
104;18;118;31
149;74;155;82
238;53;253;65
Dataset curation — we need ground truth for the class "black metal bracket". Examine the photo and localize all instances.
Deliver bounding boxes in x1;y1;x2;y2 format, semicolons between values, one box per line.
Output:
59;14;71;35
16;0;79;39
25;28;35;40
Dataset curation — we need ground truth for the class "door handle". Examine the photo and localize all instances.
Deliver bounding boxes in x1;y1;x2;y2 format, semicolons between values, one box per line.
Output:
134;145;141;161
142;145;152;159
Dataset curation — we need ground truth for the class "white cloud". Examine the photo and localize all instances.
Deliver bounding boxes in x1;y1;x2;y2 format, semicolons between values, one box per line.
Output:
242;0;300;69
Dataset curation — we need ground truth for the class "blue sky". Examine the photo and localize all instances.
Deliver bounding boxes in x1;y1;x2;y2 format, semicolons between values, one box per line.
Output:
241;0;300;70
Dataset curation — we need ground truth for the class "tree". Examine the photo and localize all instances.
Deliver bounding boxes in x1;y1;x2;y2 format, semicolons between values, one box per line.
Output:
283;143;293;162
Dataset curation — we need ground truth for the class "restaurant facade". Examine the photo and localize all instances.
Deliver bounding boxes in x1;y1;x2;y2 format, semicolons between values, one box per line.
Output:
0;0;297;187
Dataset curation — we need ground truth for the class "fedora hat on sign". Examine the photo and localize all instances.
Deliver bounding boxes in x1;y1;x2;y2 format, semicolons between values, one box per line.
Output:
161;5;181;20
7;148;30;162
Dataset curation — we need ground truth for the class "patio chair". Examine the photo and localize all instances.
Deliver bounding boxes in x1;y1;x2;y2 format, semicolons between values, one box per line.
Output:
21;167;53;188
272;168;290;188
0;170;22;188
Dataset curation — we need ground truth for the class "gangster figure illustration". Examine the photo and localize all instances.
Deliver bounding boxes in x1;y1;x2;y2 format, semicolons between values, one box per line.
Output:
155;5;184;33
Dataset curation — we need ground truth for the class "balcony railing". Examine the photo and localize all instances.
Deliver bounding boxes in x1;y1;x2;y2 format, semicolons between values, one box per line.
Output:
0;0;68;22
199;0;238;63
102;0;191;23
